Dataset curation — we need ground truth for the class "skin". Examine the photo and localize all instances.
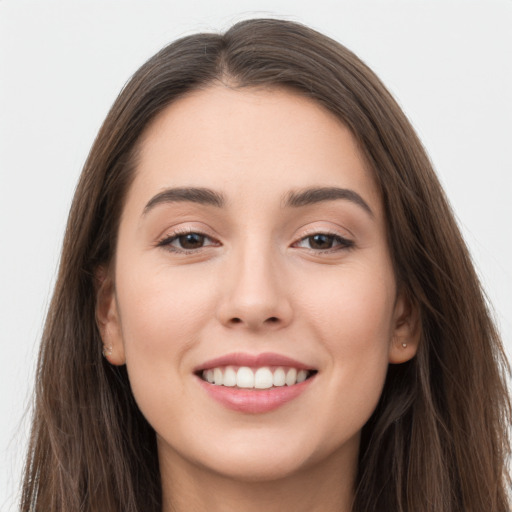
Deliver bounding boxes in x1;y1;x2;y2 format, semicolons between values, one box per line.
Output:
97;86;419;512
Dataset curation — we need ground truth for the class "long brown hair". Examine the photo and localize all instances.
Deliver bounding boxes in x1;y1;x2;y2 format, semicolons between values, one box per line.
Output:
20;18;511;512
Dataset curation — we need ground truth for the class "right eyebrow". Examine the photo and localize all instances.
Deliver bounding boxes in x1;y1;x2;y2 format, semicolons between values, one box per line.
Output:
283;186;374;218
143;187;225;215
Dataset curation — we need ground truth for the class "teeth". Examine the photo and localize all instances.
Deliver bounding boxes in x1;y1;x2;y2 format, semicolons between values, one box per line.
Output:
201;365;313;388
223;366;237;387
285;368;297;386
254;367;273;389
213;368;223;385
296;369;308;383
273;367;286;387
237;367;254;388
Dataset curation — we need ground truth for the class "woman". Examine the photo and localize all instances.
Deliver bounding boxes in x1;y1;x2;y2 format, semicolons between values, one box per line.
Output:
20;18;511;512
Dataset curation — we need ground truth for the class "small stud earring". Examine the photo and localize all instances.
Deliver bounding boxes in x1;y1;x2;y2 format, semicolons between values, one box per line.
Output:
102;345;113;358
402;343;407;348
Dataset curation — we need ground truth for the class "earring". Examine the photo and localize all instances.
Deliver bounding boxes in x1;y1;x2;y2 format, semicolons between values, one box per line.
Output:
402;343;407;348
102;345;113;358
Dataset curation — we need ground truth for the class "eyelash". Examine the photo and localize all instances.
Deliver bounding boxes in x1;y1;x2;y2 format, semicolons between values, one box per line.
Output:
156;229;354;254
156;228;219;254
292;231;354;252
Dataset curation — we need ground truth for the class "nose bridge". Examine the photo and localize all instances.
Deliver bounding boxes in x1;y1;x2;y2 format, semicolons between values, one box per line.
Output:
217;234;292;330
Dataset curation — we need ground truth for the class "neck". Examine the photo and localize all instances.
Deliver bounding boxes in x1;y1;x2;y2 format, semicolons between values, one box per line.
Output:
159;440;358;512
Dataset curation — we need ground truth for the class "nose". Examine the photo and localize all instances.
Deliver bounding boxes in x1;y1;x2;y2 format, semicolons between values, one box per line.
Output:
215;243;293;331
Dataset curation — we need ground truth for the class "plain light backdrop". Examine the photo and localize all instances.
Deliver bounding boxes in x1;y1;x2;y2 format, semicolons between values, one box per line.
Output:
1;1;511;509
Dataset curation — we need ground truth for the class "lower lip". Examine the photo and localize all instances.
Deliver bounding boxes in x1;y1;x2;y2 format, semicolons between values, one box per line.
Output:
197;375;315;414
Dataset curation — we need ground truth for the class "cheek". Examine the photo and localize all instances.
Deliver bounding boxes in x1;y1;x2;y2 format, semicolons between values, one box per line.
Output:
113;262;220;428
117;263;216;351
113;262;221;416
297;264;395;429
300;262;396;352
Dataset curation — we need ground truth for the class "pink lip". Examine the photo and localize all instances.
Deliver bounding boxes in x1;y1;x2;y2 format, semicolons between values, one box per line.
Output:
193;352;313;372
197;376;315;414
194;352;317;414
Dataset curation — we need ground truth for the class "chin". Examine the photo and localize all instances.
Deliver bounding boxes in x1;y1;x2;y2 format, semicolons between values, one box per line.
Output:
198;449;313;483
184;429;358;484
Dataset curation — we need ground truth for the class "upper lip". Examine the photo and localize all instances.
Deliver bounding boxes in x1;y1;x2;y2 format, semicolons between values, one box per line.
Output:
194;352;315;372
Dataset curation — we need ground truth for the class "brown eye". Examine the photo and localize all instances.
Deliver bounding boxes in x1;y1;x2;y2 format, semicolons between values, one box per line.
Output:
308;234;335;250
158;231;219;252
294;232;354;252
177;233;206;249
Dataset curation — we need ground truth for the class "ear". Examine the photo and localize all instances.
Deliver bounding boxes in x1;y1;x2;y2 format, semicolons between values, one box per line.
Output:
95;266;126;366
388;290;420;364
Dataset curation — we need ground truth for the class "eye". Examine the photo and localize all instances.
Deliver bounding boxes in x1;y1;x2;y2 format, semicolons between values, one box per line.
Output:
157;231;219;252
294;233;353;251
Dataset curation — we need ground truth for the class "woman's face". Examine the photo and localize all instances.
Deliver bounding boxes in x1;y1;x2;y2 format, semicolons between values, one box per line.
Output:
99;86;417;482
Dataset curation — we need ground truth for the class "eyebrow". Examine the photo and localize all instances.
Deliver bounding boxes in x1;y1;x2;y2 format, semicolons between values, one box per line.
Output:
284;187;374;217
143;185;373;217
143;187;225;214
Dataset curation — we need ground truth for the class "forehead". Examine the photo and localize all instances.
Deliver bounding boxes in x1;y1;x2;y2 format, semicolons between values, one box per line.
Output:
128;85;382;215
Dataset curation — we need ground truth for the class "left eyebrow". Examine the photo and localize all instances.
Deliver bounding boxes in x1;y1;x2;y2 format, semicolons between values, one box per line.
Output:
143;187;225;215
283;187;374;218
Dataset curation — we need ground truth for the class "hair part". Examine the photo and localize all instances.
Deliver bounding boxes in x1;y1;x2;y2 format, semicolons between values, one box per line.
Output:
21;18;511;512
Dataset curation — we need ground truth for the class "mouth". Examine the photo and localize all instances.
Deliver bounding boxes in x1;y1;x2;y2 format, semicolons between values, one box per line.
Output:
193;353;317;412
196;365;317;389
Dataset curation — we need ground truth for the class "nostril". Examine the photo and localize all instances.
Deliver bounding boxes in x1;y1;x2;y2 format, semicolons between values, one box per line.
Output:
226;316;282;327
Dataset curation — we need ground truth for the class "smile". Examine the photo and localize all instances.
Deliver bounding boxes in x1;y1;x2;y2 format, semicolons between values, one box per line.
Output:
200;366;315;389
195;353;318;413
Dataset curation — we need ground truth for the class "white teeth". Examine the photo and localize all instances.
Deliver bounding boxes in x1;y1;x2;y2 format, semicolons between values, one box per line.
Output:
285;368;297;386
296;369;308;383
201;365;313;388
254;367;273;389
223;366;237;387
273;367;286;387
213;368;223;385
236;367;254;388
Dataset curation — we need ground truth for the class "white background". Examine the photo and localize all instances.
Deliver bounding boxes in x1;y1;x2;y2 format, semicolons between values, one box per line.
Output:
1;1;511;509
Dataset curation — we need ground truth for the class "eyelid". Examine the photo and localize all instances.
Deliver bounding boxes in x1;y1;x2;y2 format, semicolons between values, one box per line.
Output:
155;226;221;252
291;227;355;252
154;223;354;254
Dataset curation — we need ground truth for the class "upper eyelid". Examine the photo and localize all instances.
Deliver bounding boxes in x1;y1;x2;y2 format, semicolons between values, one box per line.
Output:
157;225;218;241
293;226;353;241
158;231;218;245
154;232;214;254
296;221;354;239
155;225;353;247
293;233;353;247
